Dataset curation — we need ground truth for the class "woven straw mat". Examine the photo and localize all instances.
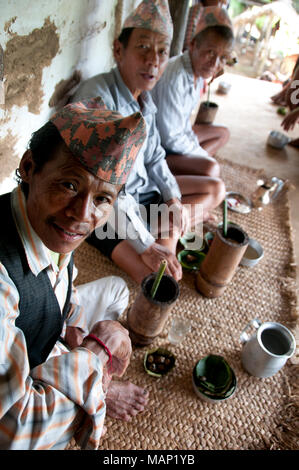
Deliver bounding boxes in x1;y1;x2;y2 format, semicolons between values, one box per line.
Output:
73;158;299;450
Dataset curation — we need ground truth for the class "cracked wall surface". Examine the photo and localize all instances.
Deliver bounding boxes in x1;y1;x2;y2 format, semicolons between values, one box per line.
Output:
4;17;59;114
0;0;119;193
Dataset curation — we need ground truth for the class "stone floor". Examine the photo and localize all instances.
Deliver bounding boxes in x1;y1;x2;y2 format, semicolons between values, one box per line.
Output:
209;72;299;288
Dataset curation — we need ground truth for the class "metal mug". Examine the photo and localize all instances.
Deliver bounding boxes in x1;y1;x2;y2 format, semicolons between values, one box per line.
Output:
240;319;296;378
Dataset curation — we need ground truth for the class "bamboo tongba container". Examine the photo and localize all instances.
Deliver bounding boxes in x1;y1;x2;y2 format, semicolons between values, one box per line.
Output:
196;224;249;298
127;273;180;346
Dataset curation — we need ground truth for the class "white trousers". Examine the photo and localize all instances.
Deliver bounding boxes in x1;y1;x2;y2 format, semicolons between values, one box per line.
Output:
76;276;129;330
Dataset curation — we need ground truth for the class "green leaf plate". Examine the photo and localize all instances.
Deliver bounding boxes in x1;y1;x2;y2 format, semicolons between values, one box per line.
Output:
193;355;237;400
177;250;206;271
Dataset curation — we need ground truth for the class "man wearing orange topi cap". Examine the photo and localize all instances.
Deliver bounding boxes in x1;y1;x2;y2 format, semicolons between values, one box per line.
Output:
152;6;234;217
0;98;149;449
72;0;212;284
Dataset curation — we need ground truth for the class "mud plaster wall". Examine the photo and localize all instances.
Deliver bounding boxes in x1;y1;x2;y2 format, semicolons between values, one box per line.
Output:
0;0;124;194
4;17;59;114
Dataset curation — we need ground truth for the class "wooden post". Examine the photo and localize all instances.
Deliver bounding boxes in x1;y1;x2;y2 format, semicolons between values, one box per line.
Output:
114;0;124;39
256;13;275;76
244;21;253;52
0;44;4;105
169;0;190;57
0;44;3;82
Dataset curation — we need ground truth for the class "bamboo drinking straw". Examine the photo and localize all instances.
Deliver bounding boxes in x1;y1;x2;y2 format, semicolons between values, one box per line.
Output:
207;83;211;107
223;199;228;237
151;260;167;299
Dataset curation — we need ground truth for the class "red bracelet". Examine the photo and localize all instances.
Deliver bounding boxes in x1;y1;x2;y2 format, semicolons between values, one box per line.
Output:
85;334;113;372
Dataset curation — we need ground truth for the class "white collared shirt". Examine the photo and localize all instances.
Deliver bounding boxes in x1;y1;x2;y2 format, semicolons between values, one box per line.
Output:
151;51;209;157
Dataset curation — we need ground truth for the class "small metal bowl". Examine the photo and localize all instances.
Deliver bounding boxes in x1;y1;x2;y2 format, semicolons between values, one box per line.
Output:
240;238;264;267
226;192;252;214
217;81;231;94
267;130;291;149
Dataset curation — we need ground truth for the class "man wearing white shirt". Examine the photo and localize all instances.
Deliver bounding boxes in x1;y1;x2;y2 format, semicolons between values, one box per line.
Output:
151;6;234;221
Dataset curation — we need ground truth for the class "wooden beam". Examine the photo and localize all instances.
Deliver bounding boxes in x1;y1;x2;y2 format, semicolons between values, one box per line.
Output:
169;0;190;57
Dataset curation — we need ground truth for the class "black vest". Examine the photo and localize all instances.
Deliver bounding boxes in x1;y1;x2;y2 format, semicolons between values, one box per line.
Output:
0;192;73;369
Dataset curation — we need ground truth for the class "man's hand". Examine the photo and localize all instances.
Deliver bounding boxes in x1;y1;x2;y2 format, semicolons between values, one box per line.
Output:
140;242;182;281
165;198;190;237
81;320;132;378
281;107;299;131
65;326;84;349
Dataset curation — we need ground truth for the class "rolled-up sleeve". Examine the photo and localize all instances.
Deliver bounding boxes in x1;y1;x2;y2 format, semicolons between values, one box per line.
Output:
144;121;182;202
65;264;87;333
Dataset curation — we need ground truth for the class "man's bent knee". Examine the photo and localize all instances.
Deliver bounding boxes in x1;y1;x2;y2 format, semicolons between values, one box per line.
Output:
206;158;221;178
104;276;130;320
214;178;226;206
219;126;230;145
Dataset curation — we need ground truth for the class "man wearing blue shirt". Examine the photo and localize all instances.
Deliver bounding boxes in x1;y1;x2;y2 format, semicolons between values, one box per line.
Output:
72;0;207;284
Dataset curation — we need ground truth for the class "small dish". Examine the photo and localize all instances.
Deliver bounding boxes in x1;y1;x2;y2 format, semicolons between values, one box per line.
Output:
179;232;205;251
217;81;231;94
192;376;236;403
267;130;291;149
240;238;264;267
144;348;176;378
226;192;252;214
192;355;237;403
177;249;205;270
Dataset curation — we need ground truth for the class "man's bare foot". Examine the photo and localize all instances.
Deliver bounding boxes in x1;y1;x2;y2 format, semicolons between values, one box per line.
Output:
106;380;149;421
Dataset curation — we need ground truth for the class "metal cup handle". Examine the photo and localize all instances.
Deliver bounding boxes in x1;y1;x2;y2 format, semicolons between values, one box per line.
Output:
240;318;261;344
